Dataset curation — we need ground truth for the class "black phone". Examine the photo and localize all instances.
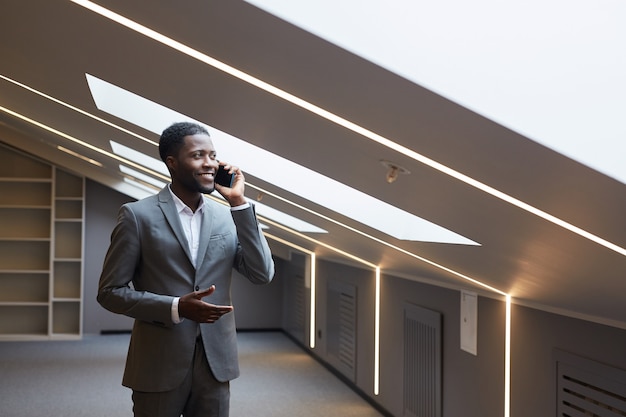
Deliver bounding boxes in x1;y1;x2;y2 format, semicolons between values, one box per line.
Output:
215;165;235;187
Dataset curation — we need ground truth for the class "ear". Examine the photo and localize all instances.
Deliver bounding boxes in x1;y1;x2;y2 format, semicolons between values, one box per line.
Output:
165;155;176;173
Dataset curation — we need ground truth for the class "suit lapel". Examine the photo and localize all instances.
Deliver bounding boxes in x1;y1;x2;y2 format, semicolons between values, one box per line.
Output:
195;196;214;269
157;187;194;266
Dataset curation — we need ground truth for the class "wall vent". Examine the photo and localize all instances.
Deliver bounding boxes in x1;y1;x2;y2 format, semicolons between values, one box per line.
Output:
556;349;626;417
327;280;357;382
283;273;306;342
404;303;442;417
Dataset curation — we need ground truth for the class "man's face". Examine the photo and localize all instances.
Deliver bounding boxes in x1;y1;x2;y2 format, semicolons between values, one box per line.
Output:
168;133;219;194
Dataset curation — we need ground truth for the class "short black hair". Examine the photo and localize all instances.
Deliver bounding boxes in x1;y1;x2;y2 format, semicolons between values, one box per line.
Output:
158;122;209;162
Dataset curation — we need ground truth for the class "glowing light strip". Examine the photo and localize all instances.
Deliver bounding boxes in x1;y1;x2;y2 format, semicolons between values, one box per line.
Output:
0;74;155;146
504;294;512;417
0;105;169;182
374;266;381;395
70;0;626;258
57;145;103;166
247;183;507;295
260;217;377;269
263;232;317;348
261;217;381;392
310;253;317;349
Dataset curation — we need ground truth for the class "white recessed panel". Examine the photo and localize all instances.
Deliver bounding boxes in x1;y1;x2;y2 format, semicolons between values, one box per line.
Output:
460;290;478;355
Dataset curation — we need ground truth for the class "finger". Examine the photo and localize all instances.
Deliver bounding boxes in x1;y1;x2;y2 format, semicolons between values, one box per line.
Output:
195;285;215;299
204;306;233;321
205;310;232;323
218;161;233;172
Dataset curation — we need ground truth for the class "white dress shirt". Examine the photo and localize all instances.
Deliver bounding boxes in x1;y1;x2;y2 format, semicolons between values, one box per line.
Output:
168;186;249;323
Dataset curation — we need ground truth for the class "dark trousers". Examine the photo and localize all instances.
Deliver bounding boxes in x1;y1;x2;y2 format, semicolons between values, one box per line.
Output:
132;338;230;417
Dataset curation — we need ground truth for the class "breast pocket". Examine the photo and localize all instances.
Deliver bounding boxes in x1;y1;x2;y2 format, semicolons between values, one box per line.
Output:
206;231;236;262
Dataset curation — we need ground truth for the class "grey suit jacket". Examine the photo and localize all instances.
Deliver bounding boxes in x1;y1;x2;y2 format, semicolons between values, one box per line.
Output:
97;187;274;392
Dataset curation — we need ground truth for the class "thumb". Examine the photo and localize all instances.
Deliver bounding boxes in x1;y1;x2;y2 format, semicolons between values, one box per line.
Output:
195;285;216;299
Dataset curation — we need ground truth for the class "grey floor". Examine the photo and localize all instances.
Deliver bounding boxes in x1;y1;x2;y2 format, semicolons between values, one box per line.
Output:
0;331;384;417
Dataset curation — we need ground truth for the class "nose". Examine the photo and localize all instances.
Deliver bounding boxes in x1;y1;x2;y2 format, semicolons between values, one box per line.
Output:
203;155;219;168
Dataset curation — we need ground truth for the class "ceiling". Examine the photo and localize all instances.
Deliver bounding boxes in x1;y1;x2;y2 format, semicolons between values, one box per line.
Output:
1;0;625;328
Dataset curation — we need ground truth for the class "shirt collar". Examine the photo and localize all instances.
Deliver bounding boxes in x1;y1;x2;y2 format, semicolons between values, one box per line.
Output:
168;185;204;214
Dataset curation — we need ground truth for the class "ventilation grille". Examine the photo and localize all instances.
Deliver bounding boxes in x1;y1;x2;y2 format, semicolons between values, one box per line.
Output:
327;280;357;382
404;303;442;417
556;350;626;417
283;273;306;342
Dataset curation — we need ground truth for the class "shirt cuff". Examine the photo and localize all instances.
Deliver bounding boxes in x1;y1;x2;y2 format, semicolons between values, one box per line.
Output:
230;202;250;211
172;297;182;324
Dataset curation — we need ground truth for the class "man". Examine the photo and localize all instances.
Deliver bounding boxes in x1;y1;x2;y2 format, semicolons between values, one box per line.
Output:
97;121;274;417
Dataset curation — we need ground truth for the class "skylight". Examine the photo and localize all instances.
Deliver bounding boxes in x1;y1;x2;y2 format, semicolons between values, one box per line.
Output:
87;73;478;245
245;0;626;185
111;142;168;176
118;164;167;189
110;140;327;234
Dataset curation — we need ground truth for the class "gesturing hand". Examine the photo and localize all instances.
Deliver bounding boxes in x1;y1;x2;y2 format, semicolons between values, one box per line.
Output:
178;285;233;323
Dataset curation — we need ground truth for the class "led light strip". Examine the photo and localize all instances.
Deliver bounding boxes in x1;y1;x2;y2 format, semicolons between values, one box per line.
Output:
0;105;168;182
374;266;381;395
259;216;377;269
261;218;381;395
263;233;317;348
69;0;626;258
504;295;512;417
57;145;103;166
0;74;155;146
247;183;507;295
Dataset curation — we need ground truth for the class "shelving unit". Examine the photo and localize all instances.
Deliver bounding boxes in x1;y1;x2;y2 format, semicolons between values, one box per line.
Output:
0;144;84;341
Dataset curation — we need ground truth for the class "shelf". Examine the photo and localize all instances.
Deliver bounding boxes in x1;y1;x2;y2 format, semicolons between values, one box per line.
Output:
55;199;83;220
0;145;52;178
54;222;82;259
0;272;49;302
0;305;48;335
0;240;50;270
0;181;51;207
0;207;51;239
0;177;51;183
52;301;80;334
53;261;81;299
55;170;83;198
0;146;84;340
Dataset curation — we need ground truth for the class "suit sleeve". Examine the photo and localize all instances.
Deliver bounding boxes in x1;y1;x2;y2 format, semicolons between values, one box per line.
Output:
97;204;175;327
231;204;275;284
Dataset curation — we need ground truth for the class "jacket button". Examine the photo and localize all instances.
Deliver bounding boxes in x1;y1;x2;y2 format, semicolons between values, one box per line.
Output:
195;286;200;291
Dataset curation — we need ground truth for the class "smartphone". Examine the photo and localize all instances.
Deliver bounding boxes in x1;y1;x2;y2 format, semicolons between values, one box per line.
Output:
215;165;235;187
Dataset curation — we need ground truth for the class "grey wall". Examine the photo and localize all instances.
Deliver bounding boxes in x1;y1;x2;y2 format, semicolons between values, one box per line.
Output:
231;266;283;330
511;304;626;417
314;259;378;395
83;180;135;333
301;261;505;417
378;275;505;417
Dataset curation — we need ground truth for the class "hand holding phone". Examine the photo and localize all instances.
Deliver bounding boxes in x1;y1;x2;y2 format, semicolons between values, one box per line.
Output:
215;165;235;187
